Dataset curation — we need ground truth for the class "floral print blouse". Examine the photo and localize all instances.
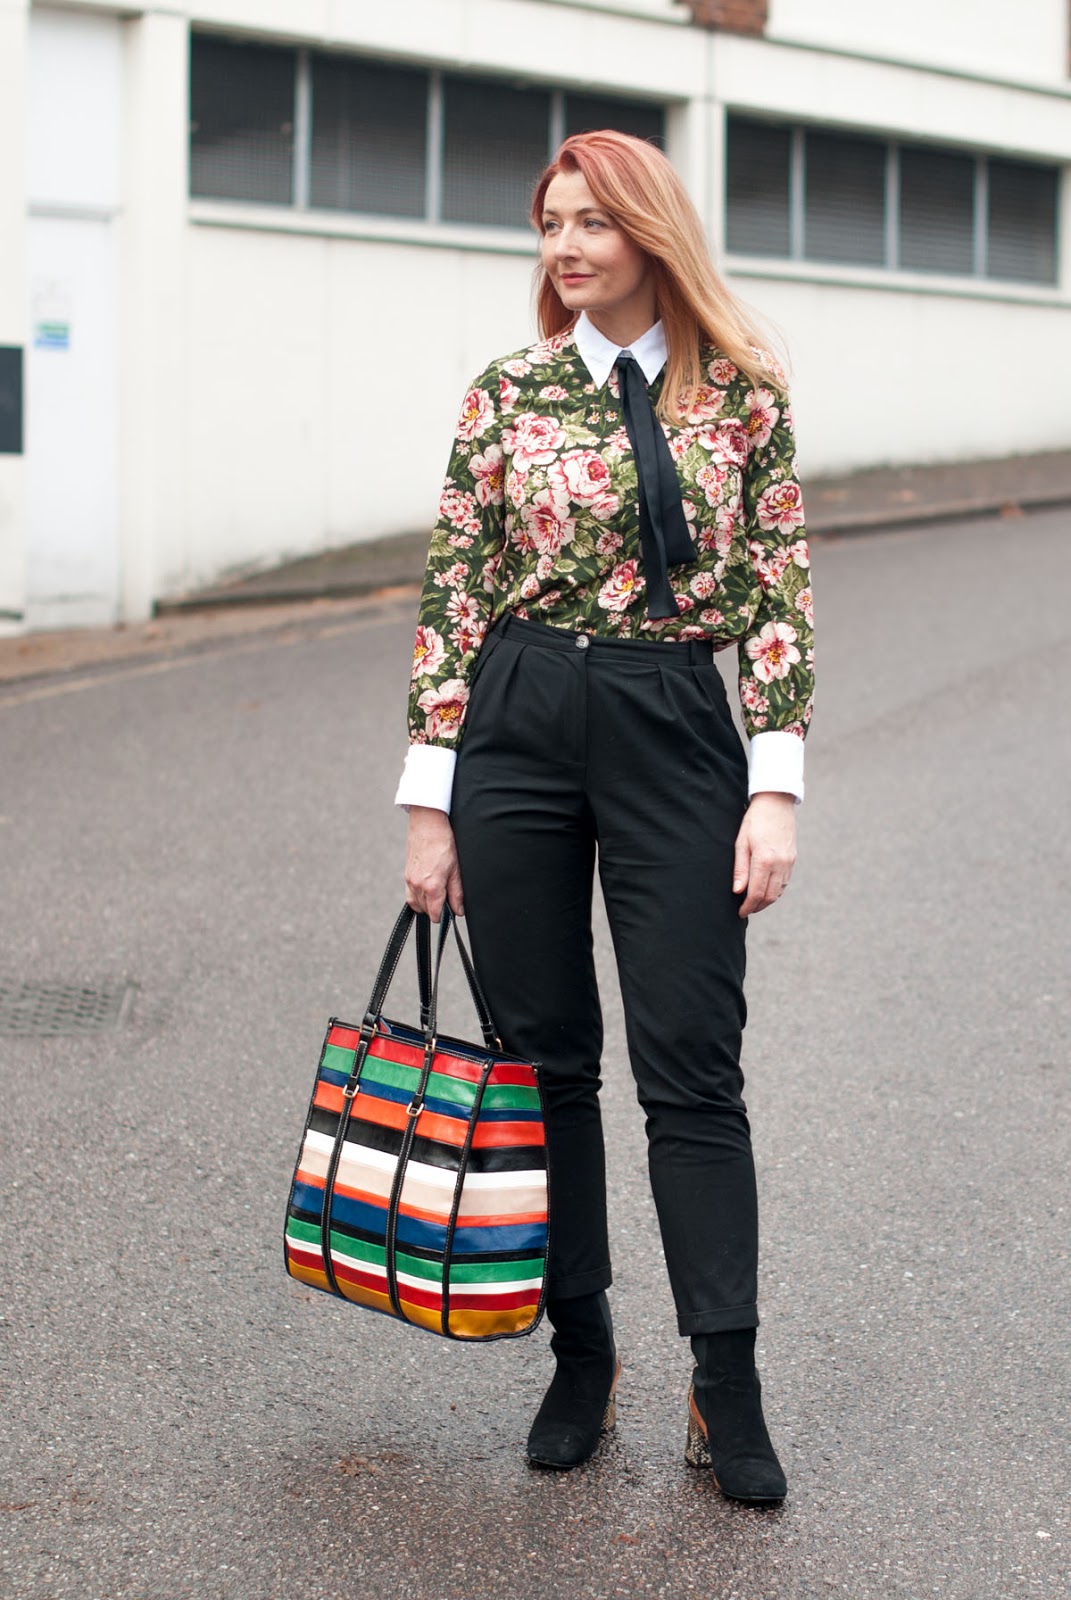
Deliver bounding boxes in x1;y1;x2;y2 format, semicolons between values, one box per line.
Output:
407;324;814;758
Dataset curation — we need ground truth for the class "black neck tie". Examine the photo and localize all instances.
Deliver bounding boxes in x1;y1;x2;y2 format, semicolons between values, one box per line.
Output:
615;352;694;620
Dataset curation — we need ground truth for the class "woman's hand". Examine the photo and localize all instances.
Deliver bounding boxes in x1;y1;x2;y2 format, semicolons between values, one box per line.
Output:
405;806;464;923
732;792;797;918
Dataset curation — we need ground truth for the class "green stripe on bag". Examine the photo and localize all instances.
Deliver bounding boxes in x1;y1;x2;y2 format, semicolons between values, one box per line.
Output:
447;1258;543;1284
321;1042;357;1074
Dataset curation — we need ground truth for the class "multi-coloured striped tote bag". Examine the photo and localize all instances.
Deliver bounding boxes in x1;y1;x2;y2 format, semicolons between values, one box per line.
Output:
284;905;549;1340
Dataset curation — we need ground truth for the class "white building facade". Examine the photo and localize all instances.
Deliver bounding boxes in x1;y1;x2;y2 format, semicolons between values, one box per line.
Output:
1;0;1069;631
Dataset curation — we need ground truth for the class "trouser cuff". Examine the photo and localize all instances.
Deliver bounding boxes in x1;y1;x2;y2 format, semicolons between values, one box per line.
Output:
546;1265;613;1302
677;1302;759;1335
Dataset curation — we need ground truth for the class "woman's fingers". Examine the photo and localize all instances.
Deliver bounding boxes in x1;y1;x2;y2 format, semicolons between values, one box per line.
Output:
734;792;797;918
405;807;463;923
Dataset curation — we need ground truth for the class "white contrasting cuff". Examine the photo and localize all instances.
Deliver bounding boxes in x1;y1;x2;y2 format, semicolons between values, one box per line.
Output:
394;743;458;814
748;730;805;803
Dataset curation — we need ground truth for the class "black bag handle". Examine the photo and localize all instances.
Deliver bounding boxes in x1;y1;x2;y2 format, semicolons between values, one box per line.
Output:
363;905;500;1053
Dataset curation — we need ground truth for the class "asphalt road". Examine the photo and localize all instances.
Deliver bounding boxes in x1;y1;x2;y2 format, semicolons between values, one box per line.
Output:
1;509;1068;1600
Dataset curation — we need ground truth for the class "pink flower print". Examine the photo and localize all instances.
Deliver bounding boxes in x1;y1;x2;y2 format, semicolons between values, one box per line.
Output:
739;676;770;714
448;533;474;549
756;480;806;535
471;445;505;507
686;385;726;422
697;505;735;558
590;492;621;522
697;461;730;507
417;678;470;740
412;625;446;680
506;467;529;509
744;388;781;451
597;559;643;612
699;607;726;626
457;387;494;443
749;539;790;591
509;412;565;470
539;385;569;401
519;574;540;600
446;590;480;627
499;377;520;413
519;488;577;557
795;586;814;625
787;538;810;569
548;450;614;507
536;554;555;581
690;571;717;600
441;488;479;532
481;554;502;593
526;331;571;363
604;426;630;457
707;357;738;386
669;429;697;461
745;621;801;684
537;589;562;610
434;560;470;589
698;420;749;466
595;530;624;557
501;358;532;378
449;617;486;657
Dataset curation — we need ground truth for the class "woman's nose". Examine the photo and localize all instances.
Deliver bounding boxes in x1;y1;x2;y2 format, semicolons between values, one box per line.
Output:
553;226;580;258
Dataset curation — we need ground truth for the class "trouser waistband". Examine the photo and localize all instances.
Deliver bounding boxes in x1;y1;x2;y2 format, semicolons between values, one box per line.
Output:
495;611;716;664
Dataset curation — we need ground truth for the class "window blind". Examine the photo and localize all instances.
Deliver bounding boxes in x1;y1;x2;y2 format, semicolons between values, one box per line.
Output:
441;78;552;227
899;146;975;275
309;56;428;218
725;118;791;257
564;94;665;148
190;36;295;206
804;130;886;267
988;159;1058;285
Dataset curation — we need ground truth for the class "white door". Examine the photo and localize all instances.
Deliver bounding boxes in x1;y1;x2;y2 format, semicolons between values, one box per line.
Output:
24;214;120;630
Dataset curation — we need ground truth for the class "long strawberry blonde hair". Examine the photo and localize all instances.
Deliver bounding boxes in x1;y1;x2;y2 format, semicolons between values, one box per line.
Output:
531;130;782;422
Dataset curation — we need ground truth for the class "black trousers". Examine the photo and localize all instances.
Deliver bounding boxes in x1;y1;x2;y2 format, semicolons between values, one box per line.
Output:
451;614;759;1335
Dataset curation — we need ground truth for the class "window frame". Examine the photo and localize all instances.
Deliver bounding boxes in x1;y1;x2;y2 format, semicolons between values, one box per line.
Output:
723;111;1063;294
188;34;668;237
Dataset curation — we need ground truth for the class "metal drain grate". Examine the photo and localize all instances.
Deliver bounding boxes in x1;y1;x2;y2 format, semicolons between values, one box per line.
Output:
0;980;137;1037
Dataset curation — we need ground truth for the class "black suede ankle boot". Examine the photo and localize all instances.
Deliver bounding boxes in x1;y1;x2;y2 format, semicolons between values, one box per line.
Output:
526;1291;619;1469
686;1328;787;1504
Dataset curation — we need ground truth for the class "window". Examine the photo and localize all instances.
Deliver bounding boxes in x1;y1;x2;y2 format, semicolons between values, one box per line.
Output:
564;93;665;146
442;78;552;227
725;119;791;256
988;159;1058;284
899;147;974;274
804;130;885;267
189;35;667;230
190;36;295;206
725;114;1060;288
310;57;427;218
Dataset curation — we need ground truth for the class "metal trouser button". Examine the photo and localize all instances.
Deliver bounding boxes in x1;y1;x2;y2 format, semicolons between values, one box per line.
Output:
575;634;590;650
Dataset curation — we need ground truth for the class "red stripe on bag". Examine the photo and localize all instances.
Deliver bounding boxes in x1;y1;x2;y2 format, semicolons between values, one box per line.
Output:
319;1084;544;1151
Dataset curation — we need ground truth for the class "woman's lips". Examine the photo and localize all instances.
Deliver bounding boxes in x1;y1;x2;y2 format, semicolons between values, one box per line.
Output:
560;274;593;285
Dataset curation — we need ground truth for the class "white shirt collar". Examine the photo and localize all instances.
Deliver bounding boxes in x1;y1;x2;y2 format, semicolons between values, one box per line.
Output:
573;311;668;389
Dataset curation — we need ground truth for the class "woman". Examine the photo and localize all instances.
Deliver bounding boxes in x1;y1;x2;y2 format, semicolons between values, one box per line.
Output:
396;131;813;1504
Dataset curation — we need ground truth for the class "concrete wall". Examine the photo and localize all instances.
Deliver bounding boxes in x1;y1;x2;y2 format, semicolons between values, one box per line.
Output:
769;0;1069;86
8;0;1071;626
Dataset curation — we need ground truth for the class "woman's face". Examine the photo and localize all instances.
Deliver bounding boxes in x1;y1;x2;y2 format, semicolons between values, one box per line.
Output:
540;170;655;338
